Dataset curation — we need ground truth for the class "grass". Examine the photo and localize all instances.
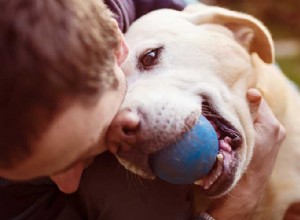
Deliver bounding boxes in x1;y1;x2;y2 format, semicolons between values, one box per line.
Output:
269;23;300;86
276;53;300;86
269;24;300;40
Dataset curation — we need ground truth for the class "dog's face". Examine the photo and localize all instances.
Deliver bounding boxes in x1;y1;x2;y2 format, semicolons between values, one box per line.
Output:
107;4;274;197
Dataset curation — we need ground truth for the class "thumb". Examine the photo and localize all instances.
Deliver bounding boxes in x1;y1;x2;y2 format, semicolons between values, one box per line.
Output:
247;88;262;122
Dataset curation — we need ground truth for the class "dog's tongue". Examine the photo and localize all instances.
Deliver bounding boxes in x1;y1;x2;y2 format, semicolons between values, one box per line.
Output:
219;138;234;172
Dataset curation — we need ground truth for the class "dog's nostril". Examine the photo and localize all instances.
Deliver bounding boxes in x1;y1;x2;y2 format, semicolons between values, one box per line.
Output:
122;122;140;136
116;110;141;137
108;110;141;153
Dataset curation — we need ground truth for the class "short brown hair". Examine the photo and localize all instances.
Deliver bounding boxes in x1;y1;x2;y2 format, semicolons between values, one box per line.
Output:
0;0;119;168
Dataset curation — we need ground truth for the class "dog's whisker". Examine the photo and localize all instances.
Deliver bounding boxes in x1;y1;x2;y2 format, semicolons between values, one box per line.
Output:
135;173;146;188
130;169;148;193
125;167;132;183
131;172;139;188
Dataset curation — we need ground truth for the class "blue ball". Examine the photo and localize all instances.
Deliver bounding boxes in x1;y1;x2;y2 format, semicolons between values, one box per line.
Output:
151;115;219;184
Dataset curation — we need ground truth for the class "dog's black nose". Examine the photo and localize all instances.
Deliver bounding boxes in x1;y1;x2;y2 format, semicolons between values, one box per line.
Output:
107;109;141;154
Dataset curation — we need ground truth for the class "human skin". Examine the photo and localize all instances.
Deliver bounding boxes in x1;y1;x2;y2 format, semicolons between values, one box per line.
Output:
0;28;129;194
207;89;286;219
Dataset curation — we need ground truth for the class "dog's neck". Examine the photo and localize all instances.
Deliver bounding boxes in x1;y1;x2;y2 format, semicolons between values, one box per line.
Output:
250;54;300;220
251;54;298;123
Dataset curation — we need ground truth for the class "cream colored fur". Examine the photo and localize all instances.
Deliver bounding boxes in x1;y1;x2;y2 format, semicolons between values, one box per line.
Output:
119;3;300;219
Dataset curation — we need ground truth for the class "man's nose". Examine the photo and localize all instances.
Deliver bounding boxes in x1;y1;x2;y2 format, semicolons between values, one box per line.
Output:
107;109;141;154
50;162;85;194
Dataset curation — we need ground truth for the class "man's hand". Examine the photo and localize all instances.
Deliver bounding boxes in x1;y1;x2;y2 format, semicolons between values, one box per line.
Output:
206;88;286;220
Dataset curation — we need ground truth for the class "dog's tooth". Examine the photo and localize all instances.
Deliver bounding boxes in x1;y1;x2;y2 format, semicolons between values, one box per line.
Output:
214;155;224;178
200;153;225;190
217;153;224;161
204;184;210;190
217;153;224;168
194;179;204;186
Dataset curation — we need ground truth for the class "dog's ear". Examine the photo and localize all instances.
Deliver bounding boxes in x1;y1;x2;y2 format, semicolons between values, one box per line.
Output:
183;4;274;64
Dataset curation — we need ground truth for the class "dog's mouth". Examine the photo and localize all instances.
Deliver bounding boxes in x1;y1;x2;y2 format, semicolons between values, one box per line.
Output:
114;98;243;197
195;99;243;196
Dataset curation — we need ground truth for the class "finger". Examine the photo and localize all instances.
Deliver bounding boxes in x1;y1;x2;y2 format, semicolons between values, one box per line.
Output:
253;98;286;147
255;98;277;124
275;124;286;145
247;88;262;121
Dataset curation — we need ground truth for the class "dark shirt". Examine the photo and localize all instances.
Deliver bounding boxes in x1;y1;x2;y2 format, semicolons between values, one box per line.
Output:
67;153;194;220
105;0;186;32
0;0;190;219
0;153;194;220
0;178;67;219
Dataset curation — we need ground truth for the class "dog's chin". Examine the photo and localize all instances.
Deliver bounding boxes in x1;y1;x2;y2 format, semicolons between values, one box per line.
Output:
116;153;156;180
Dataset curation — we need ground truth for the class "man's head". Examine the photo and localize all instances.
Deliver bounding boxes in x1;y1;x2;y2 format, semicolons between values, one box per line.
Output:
0;0;128;190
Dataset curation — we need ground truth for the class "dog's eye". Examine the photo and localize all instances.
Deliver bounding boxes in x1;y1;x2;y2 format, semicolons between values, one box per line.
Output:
139;47;162;70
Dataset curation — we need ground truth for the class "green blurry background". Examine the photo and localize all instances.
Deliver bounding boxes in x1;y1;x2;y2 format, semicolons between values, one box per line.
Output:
195;0;300;86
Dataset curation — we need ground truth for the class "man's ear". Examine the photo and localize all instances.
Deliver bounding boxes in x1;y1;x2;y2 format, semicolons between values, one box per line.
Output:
183;3;274;64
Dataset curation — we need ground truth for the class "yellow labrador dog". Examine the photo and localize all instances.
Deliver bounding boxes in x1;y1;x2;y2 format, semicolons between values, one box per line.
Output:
107;3;300;219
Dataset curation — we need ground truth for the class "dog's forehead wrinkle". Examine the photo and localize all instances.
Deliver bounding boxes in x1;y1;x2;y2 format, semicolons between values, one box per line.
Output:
126;23;188;43
128;40;163;56
126;14;195;44
198;23;235;38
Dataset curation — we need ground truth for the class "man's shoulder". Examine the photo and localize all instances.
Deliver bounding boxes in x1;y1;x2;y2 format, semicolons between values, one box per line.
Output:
104;0;186;32
0;178;10;187
0;177;66;220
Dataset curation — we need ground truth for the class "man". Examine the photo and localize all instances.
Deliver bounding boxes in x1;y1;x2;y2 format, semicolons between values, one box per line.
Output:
0;0;285;219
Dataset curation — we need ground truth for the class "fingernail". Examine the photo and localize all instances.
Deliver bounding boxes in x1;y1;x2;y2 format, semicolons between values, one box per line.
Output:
247;88;261;102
